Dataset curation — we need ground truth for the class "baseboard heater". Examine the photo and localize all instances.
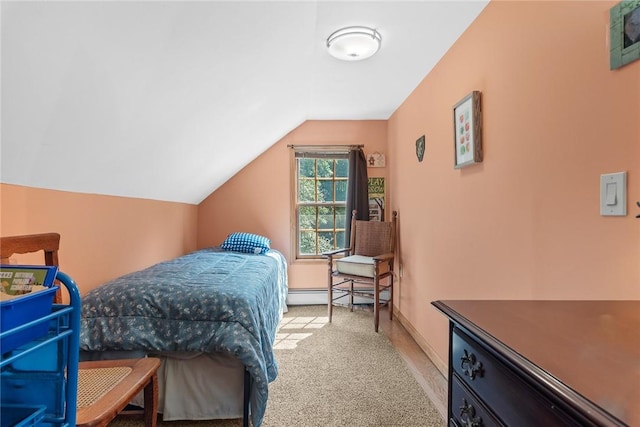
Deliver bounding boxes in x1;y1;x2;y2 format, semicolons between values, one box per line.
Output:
286;289;390;306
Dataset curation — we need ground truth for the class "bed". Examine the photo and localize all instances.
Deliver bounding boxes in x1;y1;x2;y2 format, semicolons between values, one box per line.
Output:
80;244;288;427
0;232;288;427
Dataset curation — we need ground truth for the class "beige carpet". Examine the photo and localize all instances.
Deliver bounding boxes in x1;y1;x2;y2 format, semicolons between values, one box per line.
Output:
109;305;445;427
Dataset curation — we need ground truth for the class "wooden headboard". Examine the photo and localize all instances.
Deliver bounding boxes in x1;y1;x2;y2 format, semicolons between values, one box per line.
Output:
1;232;62;303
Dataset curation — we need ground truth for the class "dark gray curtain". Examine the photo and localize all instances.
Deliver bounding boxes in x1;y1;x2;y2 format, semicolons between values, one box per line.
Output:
345;148;369;247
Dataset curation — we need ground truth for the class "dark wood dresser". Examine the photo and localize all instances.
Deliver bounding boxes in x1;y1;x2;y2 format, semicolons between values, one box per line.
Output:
432;300;640;427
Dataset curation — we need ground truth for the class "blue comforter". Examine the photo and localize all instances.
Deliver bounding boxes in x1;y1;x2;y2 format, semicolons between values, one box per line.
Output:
79;247;288;426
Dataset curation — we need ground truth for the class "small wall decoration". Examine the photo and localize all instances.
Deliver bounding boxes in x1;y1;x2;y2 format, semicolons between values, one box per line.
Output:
367;152;386;168
416;135;425;162
610;0;640;69
453;91;483;169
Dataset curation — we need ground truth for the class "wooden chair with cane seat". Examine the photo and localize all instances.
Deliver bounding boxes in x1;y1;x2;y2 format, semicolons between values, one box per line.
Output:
323;210;397;332
76;358;160;427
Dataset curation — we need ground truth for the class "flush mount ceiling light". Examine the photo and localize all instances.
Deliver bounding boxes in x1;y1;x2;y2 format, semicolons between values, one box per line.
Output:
326;26;382;61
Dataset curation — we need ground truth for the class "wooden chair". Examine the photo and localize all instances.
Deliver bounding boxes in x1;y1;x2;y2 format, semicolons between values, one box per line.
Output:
324;210;397;332
1;232;62;303
77;358;160;427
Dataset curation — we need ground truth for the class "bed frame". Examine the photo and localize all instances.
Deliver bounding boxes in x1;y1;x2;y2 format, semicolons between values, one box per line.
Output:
0;232;252;427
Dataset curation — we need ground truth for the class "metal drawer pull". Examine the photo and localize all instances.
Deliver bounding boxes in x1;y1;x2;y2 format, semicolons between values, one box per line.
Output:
459;398;483;427
460;349;484;380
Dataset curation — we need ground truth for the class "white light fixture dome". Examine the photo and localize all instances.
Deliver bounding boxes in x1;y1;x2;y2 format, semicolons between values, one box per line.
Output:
326;26;382;61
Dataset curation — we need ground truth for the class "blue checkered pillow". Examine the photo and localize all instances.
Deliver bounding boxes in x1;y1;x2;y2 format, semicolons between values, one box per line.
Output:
221;232;271;254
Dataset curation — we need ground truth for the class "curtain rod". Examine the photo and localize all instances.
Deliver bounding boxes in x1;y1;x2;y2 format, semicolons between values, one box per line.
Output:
287;144;364;150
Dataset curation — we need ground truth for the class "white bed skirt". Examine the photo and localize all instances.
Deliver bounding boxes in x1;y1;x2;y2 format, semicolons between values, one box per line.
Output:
83;351;246;421
134;352;246;421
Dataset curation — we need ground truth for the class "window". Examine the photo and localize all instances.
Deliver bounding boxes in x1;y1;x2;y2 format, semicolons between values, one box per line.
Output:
292;148;350;259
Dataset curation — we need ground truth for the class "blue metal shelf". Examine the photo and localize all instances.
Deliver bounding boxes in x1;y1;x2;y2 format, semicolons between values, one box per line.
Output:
1;271;80;427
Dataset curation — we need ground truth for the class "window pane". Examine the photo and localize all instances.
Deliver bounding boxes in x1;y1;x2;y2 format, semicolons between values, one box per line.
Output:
318;232;334;254
335;180;347;202
298;179;316;203
335;206;346;228
299;230;317;255
299;206;317;229
318;207;334;230
318;180;334;202
316;159;334;178
335;159;349;177
336;231;345;249
298;158;315;178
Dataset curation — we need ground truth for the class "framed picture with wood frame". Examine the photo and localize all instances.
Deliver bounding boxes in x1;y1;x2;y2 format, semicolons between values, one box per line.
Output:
453;91;482;169
610;0;640;70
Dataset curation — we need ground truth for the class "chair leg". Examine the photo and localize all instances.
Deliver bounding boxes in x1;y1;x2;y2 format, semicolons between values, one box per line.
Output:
328;282;333;323
144;371;158;427
327;259;333;323
374;277;380;333
349;280;354;312
389;275;393;321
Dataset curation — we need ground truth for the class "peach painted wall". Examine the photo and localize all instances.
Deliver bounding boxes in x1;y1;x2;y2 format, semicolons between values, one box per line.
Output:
0;183;198;297
388;0;640;370
197;120;388;289
3;0;637;376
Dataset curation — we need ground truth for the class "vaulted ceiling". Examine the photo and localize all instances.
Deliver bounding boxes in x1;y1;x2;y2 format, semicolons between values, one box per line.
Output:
1;1;488;204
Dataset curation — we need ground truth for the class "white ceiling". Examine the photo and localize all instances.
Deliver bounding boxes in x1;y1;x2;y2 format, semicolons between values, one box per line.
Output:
1;1;488;204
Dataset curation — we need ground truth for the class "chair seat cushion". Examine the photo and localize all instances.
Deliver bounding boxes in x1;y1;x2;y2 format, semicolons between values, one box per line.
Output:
335;255;389;278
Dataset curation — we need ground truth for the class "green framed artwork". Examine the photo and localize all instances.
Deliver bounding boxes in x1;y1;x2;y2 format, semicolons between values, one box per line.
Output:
610;0;640;69
368;178;385;221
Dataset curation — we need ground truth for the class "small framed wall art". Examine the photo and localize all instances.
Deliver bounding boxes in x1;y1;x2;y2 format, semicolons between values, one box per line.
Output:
610;0;640;69
453;91;483;169
367;152;385;167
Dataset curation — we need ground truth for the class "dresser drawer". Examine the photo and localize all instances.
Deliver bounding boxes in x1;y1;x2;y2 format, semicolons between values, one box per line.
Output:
452;327;580;427
451;374;501;427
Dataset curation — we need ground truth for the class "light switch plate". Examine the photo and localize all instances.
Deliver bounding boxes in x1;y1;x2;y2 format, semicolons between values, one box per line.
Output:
600;172;627;216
